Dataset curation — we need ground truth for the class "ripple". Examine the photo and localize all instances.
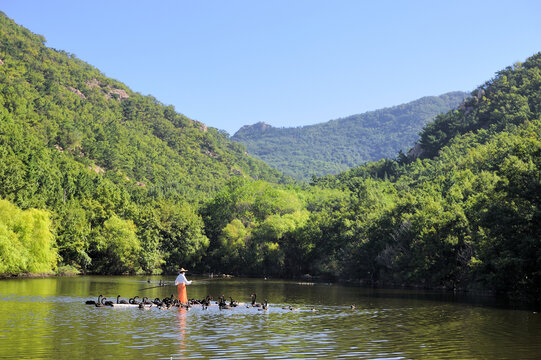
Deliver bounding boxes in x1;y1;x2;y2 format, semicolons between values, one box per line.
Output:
1;279;541;359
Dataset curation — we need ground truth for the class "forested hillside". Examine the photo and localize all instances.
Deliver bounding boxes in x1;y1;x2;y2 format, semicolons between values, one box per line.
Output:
205;53;541;303
0;12;287;275
231;92;467;180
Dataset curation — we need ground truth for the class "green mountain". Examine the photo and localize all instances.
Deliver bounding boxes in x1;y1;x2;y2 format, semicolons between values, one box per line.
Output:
416;61;541;159
308;52;541;300
202;53;540;303
231;91;468;180
0;12;288;275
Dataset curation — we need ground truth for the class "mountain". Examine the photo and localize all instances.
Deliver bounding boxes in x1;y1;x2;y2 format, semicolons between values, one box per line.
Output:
308;53;541;301
0;13;289;199
0;12;288;275
206;51;541;300
231;91;468;180
416;61;541;159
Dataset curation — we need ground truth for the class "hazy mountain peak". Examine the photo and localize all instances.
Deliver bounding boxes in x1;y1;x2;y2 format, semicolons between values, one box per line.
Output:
235;122;274;135
231;91;468;180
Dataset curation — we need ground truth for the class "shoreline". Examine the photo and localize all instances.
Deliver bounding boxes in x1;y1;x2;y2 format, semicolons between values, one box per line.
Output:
1;271;538;310
0;271;513;298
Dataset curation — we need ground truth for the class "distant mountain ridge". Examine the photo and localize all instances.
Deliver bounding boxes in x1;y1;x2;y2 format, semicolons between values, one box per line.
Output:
232;91;468;180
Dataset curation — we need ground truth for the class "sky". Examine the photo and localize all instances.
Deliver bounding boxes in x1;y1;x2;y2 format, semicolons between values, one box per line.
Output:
2;1;541;135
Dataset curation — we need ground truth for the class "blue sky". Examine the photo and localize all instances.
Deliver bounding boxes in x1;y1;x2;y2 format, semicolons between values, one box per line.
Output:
3;1;541;135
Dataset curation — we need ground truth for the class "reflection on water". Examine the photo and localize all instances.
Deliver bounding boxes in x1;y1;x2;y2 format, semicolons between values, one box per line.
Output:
0;276;540;359
177;307;187;360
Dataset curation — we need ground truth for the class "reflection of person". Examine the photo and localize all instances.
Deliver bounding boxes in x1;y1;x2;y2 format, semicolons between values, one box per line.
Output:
177;307;187;358
175;268;192;304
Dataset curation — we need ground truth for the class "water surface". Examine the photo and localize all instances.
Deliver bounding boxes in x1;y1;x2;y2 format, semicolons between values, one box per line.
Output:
0;276;539;359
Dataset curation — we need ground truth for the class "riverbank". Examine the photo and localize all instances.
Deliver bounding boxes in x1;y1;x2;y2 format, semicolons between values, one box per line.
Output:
2;270;538;309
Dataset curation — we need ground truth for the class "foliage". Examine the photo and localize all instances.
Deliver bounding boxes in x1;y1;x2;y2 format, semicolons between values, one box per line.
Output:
418;54;541;159
0;12;287;275
89;215;141;274
158;201;209;273
306;53;541;301
0;199;57;274
201;179;309;276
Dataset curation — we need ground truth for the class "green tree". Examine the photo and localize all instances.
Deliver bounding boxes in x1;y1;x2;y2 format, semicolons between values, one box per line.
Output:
0;199;57;274
90;215;141;274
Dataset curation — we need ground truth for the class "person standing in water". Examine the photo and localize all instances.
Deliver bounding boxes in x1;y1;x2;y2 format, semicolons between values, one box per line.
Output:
175;268;192;304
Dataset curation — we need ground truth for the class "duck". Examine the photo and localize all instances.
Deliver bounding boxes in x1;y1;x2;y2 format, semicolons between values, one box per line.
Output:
116;295;129;304
162;294;174;306
152;297;162;305
142;297;152;305
86;294;102;305
250;293;262;307
103;297;114;306
229;297;239;307
138;302;152;310
258;299;269;311
157;302;172;310
218;295;232;310
129;296;140;305
350;304;356;310
95;296;108;308
201;295;212;308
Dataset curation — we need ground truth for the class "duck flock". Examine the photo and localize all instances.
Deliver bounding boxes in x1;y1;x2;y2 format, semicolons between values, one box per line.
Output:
85;293;282;311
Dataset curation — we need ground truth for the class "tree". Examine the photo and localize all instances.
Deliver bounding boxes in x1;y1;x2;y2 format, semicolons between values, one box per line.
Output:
0;199;57;274
90;215;141;274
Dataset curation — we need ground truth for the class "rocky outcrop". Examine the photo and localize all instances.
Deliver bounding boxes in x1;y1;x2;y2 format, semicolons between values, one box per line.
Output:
230;167;244;176
234;122;273;136
67;86;86;99
407;143;424;160
85;78;129;101
107;87;129;101
89;164;105;175
85;79;101;89
458;88;484;115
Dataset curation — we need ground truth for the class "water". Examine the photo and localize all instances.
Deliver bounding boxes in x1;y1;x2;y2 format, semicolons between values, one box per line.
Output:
0;276;539;359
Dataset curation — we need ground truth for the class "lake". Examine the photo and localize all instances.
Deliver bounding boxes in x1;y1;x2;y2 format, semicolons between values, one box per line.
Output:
0;276;539;359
